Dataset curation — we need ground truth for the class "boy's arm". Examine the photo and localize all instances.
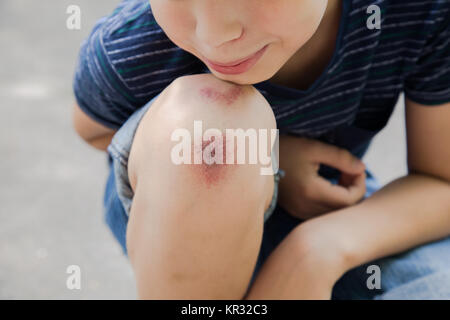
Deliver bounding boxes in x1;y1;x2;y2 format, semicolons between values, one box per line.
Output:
298;98;450;277
72;102;116;151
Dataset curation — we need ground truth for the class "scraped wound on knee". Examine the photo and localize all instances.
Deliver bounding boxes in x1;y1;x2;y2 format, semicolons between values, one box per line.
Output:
199;85;243;106
192;134;235;188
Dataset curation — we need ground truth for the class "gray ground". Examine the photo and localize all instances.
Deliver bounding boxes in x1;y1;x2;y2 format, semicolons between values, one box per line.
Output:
0;1;407;299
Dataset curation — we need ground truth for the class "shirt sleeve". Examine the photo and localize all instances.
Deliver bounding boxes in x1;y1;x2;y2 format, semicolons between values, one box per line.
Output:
404;11;450;106
72;8;138;130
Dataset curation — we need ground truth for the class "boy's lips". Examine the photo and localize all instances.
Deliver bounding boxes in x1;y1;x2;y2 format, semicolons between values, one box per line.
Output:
203;45;269;75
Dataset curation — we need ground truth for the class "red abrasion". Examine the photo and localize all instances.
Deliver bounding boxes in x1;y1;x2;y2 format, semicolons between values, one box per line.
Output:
191;134;234;188
199;86;243;106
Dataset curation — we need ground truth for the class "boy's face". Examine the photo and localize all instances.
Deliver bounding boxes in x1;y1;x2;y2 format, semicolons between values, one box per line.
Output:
149;0;329;85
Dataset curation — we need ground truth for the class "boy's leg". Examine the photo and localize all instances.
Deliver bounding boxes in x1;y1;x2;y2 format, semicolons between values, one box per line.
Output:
125;74;276;299
332;173;450;300
332;236;450;300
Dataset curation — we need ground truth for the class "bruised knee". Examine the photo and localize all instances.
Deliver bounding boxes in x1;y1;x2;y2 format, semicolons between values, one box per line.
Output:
128;73;277;192
162;73;274;122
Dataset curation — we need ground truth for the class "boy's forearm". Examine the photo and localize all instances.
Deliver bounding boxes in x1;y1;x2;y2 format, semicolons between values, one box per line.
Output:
304;173;450;273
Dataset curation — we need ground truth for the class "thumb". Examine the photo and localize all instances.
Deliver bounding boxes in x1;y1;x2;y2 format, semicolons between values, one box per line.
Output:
312;142;365;175
314;170;367;208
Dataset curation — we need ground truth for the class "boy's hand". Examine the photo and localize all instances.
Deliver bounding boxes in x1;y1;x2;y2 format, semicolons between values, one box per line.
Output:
278;134;366;220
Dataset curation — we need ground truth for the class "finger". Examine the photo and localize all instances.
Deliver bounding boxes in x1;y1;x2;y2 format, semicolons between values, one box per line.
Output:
311;142;365;175
313;171;366;208
341;170;367;204
339;170;362;188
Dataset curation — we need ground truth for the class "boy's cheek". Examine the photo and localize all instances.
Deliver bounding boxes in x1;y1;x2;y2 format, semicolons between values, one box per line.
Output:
150;1;195;45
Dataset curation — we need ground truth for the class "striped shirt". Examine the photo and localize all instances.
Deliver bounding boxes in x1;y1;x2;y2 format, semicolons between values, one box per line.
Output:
73;0;450;162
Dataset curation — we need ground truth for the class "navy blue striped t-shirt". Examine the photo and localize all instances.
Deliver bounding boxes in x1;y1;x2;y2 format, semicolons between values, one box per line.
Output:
73;0;450;164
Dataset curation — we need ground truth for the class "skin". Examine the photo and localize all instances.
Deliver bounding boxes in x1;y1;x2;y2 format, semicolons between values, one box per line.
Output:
193;134;231;187
72;0;450;299
149;0;330;85
198;86;244;106
126;74;276;299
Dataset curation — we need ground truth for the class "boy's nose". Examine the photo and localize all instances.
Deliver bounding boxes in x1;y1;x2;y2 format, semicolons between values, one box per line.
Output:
194;1;243;49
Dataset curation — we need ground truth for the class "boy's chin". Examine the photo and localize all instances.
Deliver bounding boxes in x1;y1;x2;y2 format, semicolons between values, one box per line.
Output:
207;69;271;86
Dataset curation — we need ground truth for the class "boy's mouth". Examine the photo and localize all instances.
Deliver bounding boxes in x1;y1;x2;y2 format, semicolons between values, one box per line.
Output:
203;45;269;75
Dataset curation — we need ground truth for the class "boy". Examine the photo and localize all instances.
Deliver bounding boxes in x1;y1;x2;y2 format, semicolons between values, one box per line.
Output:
73;0;450;299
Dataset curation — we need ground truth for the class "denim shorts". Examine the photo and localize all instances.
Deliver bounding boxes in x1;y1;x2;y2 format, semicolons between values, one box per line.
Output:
104;97;450;299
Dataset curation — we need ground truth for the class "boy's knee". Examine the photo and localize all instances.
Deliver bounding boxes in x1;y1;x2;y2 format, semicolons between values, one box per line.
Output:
126;74;277;269
128;74;276;188
158;73;275;130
